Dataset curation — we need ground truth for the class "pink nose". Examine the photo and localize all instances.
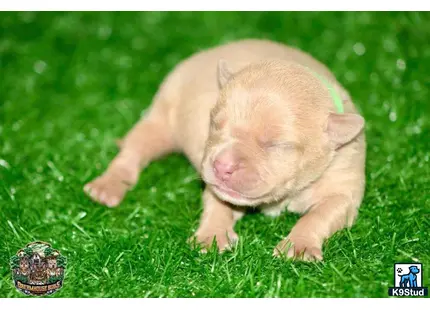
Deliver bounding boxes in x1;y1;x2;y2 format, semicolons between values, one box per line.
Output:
213;156;238;182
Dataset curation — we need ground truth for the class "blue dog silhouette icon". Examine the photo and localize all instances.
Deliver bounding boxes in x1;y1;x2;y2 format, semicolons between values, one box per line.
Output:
399;265;420;288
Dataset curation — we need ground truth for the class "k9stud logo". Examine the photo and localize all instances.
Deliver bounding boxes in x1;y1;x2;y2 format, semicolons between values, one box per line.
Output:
388;263;428;297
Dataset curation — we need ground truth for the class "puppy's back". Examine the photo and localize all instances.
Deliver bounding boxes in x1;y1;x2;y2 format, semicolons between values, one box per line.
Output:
160;39;350;110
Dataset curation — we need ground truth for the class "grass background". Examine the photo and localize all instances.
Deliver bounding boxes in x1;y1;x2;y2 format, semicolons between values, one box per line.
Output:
0;12;429;298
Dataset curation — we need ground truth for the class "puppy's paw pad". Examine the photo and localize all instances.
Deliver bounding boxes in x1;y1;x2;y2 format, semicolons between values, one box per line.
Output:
274;236;323;262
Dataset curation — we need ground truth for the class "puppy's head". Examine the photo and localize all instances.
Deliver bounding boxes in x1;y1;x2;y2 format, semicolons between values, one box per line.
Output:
201;60;364;206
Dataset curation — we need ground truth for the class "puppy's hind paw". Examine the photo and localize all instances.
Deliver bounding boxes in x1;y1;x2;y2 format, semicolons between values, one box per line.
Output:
84;172;132;207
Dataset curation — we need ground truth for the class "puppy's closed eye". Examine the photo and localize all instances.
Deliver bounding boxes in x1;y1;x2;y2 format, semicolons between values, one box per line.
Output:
269;142;296;150
260;140;296;151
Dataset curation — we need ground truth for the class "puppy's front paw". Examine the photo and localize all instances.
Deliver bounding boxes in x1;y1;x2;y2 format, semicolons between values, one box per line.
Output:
273;234;323;262
191;228;239;253
84;170;133;207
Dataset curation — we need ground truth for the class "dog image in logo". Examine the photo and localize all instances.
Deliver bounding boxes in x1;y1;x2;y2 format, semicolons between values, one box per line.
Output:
29;252;48;284
10;241;67;296
17;256;30;276
398;266;420;288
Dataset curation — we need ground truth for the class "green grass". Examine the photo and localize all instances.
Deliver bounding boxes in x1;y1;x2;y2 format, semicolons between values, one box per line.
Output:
1;12;429;298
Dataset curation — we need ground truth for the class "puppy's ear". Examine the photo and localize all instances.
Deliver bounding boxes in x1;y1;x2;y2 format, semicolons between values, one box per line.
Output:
326;112;365;148
217;59;233;88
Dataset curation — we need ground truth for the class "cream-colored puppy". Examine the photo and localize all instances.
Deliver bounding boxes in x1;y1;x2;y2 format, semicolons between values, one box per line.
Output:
84;39;365;261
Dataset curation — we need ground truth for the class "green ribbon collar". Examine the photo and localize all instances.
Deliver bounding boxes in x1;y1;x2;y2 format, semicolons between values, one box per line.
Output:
306;68;344;114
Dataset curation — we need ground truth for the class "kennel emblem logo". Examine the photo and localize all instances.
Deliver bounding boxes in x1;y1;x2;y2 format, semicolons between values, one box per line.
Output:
388;263;428;297
10;241;67;296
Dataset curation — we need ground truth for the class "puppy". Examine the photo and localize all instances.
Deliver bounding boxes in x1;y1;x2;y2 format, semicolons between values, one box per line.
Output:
84;39;365;261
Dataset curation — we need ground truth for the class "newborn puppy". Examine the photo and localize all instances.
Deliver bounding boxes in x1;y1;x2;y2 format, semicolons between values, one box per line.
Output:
84;39;365;261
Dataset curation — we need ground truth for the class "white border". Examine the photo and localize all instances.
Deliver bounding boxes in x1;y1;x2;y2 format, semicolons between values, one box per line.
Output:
1;2;429;306
1;1;430;11
0;298;428;308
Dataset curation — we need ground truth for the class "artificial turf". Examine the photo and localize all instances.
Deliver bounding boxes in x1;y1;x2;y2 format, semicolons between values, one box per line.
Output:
0;12;429;298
